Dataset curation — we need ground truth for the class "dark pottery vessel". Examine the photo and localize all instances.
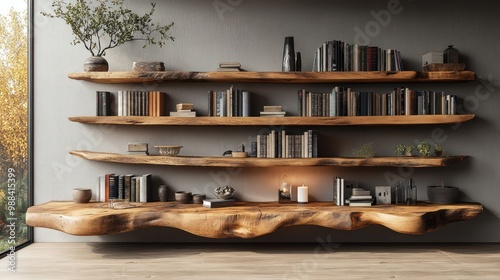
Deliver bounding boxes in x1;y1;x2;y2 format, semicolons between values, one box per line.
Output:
175;191;192;204
427;186;459;204
84;56;109;72
282;36;295;72
158;185;169;202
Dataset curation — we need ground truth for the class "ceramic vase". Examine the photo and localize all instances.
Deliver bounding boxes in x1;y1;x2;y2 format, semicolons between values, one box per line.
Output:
84;56;109;72
282;37;295;72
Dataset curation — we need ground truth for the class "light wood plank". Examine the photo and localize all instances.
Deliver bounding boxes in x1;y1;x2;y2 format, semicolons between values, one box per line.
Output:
68;150;469;167
26;201;483;237
8;243;500;280
68;114;475;126
68;71;420;84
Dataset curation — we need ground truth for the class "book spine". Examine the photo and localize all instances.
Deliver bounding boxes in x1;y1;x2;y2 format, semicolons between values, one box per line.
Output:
242;90;250;117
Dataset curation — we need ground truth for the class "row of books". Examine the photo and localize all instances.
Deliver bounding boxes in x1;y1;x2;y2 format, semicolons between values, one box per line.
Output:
97;173;152;202
207;86;251;117
96;91;166;116
333;177;374;206
256;130;318;158
298;87;458;117
116;90;166;116
312;41;403;72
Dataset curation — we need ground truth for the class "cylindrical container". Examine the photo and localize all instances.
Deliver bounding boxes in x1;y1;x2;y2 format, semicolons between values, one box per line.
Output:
295;52;302;71
158;185;169;202
192;193;206;204
395;181;405;205
443;45;459;63
297;185;308;204
282;36;295;72
406;179;417;206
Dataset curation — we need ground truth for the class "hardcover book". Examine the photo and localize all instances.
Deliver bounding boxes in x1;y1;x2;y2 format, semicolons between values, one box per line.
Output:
203;199;235;208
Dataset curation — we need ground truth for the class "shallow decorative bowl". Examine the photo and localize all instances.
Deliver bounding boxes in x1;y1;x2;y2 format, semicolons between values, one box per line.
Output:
192;193;206;204
214;186;235;200
155;145;183;156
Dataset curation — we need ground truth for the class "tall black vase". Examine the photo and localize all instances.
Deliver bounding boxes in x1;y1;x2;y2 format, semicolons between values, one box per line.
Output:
282;36;295;72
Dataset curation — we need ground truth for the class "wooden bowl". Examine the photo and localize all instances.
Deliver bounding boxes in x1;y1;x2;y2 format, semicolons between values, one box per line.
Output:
175;191;192;204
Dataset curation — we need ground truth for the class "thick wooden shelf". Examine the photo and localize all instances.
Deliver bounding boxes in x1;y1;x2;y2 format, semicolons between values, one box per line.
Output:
26;201;483;237
68;114;475;126
69;150;469;167
67;70;475;84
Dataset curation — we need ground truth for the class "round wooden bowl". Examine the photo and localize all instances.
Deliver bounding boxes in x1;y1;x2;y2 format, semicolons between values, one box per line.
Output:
155;145;183;156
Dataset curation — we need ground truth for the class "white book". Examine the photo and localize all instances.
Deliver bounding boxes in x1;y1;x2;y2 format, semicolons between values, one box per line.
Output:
139;174;151;202
340;178;345;206
98;174;106;202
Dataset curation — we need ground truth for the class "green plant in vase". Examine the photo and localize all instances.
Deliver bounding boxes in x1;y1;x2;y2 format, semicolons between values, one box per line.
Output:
396;144;414;156
353;141;376;158
433;144;444;157
41;0;174;71
417;141;431;157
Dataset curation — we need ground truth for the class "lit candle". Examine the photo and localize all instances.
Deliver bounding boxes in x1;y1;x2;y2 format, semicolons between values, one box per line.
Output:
297;184;308;204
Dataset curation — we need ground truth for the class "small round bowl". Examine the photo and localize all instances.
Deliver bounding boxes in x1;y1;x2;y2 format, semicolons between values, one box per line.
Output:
155;145;183;156
192;193;206;204
73;188;92;203
175;191;192;204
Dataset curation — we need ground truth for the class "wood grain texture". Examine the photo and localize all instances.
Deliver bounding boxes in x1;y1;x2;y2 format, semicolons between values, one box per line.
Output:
68;150;469;167
67;71;420;84
26;201;483;237
8;243;500;280
67;70;475;84
68;115;475;126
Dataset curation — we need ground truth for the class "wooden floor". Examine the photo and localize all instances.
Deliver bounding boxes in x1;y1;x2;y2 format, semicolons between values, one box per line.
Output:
2;243;500;279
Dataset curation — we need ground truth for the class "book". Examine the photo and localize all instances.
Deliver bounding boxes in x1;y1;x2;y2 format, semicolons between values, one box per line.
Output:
263;106;283;112
348;199;373;207
170;111;196;117
176;103;194;111
203;198;235;208
260;111;286;117
139;174;151;202
219;62;241;68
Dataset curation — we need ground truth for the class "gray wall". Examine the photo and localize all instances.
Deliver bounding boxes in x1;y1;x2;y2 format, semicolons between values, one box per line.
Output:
34;0;500;242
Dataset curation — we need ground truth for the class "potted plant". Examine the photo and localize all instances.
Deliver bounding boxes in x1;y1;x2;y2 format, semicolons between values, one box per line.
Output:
41;0;174;71
427;179;459;204
433;144;444;157
352;141;376;158
396;144;414;156
417;141;431;157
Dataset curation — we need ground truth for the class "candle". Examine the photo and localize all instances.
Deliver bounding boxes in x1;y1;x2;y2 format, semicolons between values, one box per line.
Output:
297;184;308;204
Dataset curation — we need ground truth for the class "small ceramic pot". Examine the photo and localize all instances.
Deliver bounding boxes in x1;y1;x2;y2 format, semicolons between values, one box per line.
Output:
192;193;206;204
175;191;192;204
427;186;459;204
158;185;169;202
73;188;92;203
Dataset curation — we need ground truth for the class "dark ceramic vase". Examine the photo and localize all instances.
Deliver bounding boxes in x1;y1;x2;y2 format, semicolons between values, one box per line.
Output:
158;185;169;202
84;56;109;72
427;186;459;204
282;37;295;72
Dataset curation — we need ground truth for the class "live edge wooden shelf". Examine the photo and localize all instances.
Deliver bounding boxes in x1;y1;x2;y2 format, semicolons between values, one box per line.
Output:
68;115;475;126
67;70;476;84
26;201;483;237
69;150;468;168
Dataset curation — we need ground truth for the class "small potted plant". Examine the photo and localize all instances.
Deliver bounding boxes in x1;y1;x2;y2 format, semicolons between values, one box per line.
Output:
42;0;175;71
417;141;431;157
395;144;414;156
352;141;376;158
433;144;444;157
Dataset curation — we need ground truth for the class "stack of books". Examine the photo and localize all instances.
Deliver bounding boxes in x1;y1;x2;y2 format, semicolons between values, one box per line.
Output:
217;62;243;72
347;188;373;206
170;103;196;117
260;106;286;117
